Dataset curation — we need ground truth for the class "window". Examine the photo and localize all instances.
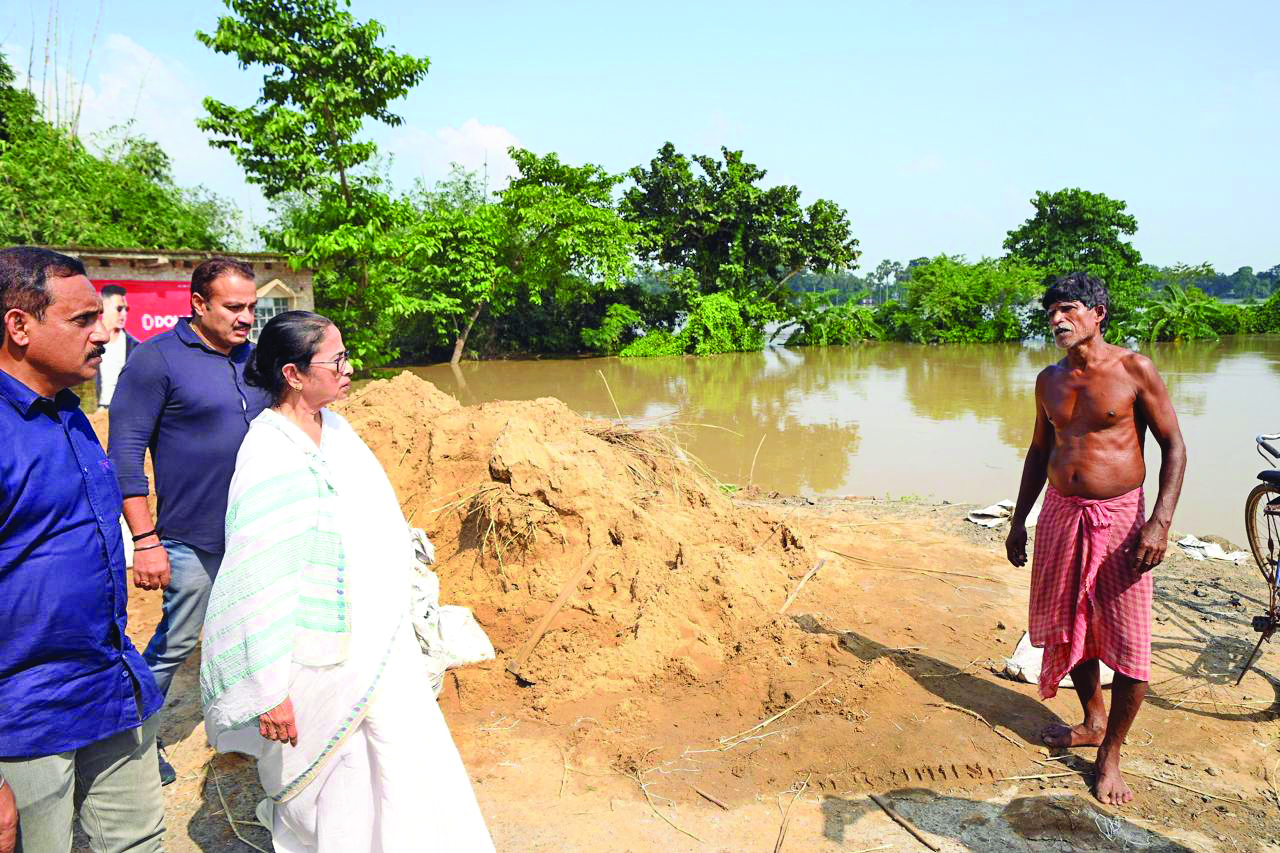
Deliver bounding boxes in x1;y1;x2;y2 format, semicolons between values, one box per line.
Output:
252;296;288;341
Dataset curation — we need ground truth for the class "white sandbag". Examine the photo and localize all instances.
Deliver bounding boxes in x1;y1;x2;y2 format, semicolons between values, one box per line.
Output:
1176;534;1249;564
966;499;1040;528
409;529;496;696
1003;630;1113;689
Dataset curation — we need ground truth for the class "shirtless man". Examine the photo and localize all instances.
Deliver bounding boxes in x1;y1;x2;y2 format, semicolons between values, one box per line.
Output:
1006;271;1186;806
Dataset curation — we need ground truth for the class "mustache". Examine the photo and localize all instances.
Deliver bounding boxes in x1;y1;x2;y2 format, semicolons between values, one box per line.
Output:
88;345;106;360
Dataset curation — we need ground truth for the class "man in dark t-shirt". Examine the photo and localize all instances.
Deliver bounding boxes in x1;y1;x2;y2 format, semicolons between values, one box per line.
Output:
109;257;270;784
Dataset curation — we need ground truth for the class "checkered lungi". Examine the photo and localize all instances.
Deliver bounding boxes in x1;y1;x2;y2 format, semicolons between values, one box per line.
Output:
1029;484;1152;698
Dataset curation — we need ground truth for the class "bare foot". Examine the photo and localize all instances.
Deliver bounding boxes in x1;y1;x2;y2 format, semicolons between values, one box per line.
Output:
1041;722;1105;748
1093;744;1133;805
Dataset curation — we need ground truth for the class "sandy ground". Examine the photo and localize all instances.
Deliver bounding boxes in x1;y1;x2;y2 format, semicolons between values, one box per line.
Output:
121;495;1280;853
82;374;1280;852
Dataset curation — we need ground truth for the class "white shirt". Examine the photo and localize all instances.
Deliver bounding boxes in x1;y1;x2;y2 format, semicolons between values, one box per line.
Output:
99;332;127;406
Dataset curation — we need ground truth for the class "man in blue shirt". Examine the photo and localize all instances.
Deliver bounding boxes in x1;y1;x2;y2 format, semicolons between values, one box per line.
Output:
109;257;269;785
0;247;165;853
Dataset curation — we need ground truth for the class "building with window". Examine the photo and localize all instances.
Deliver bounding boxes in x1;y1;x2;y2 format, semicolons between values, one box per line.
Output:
53;247;315;342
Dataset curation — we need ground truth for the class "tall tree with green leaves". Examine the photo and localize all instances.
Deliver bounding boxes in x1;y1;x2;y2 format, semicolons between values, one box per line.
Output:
1002;188;1149;332
401;151;636;363
197;0;429;202
196;0;430;365
621;143;859;326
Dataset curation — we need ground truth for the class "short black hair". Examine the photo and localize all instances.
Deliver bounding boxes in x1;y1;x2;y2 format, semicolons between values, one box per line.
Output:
244;310;334;404
0;246;87;320
1041;272;1110;332
191;256;255;301
101;284;127;299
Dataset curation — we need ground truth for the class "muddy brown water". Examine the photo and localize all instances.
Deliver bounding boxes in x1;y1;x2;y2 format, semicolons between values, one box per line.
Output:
410;336;1280;545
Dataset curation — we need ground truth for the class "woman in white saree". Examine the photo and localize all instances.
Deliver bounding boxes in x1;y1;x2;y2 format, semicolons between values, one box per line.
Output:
200;311;493;852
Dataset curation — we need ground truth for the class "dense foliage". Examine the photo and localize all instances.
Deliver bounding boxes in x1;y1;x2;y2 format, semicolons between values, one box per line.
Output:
0;54;234;249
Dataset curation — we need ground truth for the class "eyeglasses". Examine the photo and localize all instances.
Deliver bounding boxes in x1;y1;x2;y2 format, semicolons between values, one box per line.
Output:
311;351;351;373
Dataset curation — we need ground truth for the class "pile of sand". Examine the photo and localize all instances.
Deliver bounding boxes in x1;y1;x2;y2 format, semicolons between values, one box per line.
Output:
334;372;815;710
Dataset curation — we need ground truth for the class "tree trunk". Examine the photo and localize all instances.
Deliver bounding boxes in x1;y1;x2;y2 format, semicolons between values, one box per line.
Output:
451;302;485;365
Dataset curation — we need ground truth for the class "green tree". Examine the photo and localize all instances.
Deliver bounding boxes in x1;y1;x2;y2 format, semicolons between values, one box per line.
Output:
0;54;234;248
1003;188;1149;332
621;143;859;342
401;152;636;363
197;0;429;202
197;0;430;365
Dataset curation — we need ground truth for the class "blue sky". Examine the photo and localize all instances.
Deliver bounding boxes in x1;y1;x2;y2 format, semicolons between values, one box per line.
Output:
2;1;1276;270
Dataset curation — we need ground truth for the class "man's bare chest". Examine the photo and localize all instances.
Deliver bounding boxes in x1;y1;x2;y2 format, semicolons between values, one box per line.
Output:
1042;372;1138;434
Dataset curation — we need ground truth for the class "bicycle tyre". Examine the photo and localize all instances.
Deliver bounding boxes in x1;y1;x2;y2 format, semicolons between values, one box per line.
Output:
1244;482;1280;586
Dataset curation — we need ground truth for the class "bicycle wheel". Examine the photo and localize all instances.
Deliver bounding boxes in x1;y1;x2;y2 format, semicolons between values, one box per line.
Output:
1245;482;1280;586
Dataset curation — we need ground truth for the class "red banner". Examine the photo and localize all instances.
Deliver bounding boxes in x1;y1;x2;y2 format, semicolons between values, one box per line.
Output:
95;280;190;341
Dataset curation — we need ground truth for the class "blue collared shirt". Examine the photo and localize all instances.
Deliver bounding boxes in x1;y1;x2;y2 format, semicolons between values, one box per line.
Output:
0;369;161;759
108;318;269;553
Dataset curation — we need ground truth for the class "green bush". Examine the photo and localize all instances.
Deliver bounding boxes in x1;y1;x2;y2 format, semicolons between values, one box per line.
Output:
1248;290;1280;334
619;329;685;357
683;292;765;354
619;292;767;357
788;300;883;345
1116;285;1226;343
581;303;643;354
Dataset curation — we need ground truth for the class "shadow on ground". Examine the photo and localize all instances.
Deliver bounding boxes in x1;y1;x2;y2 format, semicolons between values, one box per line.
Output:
823;788;1197;852
792;615;1061;745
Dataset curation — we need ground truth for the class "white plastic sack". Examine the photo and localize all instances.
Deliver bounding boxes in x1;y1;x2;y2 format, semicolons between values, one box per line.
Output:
1176;534;1249;564
966;499;1040;529
1003;630;1113;689
409;528;495;696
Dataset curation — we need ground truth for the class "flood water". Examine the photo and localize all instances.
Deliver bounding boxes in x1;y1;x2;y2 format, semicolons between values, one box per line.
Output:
410;337;1280;544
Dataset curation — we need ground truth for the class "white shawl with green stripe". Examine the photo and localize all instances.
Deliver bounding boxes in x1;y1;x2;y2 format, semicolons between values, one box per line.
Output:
201;409;351;734
202;407;414;801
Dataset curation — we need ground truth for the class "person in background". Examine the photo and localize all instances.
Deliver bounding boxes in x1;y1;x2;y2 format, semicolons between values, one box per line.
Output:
0;247;164;852
108;256;269;785
94;284;138;410
201;311;494;852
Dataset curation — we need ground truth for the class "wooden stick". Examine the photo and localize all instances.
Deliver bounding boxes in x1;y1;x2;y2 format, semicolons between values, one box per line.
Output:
1027;759;1246;805
597;369;623;421
1128;771;1246;804
825;548;1004;583
687;784;729;810
720;677;833;747
780;558;827;613
869;793;941;852
210;762;270;853
748;434;767;488
773;773;811;853
506;549;602;680
631;771;705;844
926;703;1027;751
556;741;570;798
